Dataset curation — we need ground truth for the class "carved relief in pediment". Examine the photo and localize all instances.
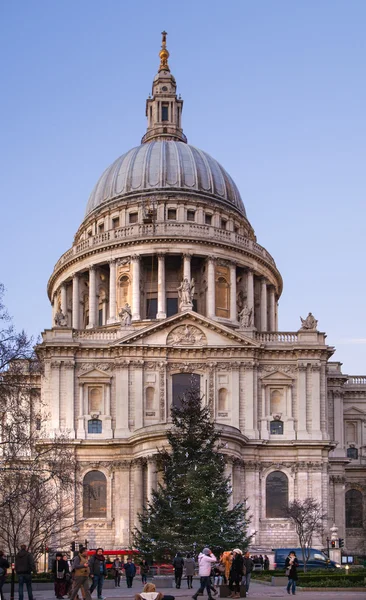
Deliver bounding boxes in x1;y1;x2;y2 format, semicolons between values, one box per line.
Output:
167;325;207;346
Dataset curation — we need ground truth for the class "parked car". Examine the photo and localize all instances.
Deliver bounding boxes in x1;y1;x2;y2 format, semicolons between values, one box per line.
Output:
273;548;341;570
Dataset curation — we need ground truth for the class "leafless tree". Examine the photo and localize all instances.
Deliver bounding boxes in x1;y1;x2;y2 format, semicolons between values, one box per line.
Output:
286;497;327;572
0;284;79;560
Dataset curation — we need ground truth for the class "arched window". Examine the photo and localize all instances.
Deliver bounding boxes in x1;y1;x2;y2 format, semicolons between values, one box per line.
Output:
83;471;107;518
346;489;363;528
118;275;130;309
146;387;155;410
88;419;102;434
270;420;284;435
266;471;288;518
218;388;228;412
89;387;102;413
172;373;200;408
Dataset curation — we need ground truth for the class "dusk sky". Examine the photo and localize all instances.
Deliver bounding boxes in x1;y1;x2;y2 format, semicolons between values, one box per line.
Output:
1;1;365;373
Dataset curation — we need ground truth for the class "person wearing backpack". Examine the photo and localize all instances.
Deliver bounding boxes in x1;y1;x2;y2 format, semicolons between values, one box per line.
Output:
0;551;10;600
15;545;36;600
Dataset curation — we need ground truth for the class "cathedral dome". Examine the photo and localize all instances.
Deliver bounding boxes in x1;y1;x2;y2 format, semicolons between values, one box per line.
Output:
85;141;246;218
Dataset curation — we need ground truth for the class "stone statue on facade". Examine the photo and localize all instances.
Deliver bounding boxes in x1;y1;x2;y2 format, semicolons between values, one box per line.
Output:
177;277;195;310
300;312;318;330
119;303;132;326
238;304;252;329
54;308;68;327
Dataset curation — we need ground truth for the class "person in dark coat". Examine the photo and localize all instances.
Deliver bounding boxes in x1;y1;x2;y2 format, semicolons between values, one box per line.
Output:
15;545;36;600
285;552;299;596
123;558;136;588
185;553;195;589
52;553;70;599
228;549;244;599
89;549;107;600
263;555;270;571
242;552;254;595
0;551;10;600
140;561;149;584
172;553;184;589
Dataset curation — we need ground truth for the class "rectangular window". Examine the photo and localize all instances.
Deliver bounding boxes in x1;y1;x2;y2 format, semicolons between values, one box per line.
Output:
221;219;227;230
205;214;212;225
167;297;178;317
167;209;177;220
146;298;157;319
98;223;104;233
129;212;138;224
162;104;169;121
172;373;200;408
187;210;195;222
112;217;120;229
98;308;103;327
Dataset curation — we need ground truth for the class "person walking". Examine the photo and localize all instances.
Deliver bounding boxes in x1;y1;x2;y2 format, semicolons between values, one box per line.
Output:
192;548;216;600
124;557;136;588
53;552;70;599
173;553;184;589
242;552;254;596
0;551;10;600
69;548;91;600
112;557;123;588
263;555;270;571
89;549;107;600
185;554;195;589
140;561;150;585
285;552;299;596
15;545;36;600
228;549;244;599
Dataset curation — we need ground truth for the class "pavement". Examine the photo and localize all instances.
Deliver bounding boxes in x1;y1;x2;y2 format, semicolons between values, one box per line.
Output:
5;580;366;600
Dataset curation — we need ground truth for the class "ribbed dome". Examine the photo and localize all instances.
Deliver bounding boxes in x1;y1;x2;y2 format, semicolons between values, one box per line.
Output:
86;141;246;217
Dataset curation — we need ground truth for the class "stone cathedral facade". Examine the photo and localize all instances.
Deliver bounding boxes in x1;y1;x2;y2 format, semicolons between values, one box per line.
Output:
37;34;366;555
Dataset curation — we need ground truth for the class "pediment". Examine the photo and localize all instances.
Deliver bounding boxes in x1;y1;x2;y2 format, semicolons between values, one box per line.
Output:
261;370;295;382
113;311;261;348
344;405;366;416
77;367;112;382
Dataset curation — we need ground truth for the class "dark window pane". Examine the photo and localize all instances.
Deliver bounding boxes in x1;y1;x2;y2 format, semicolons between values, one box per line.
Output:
347;447;358;459
270;420;284;434
146;298;157;319
129;212;138;224
192;298;198;312
98;309;103;327
167;209;176;220
162;105;169;121
167;297;178;317
266;471;288;517
88;419;102;433
83;470;107;518
187;210;195;222
346;489;363;528
172;373;200;408
205;214;212;225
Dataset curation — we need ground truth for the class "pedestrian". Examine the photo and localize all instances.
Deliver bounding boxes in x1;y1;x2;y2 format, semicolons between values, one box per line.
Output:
15;544;36;600
285;552;299;596
124;557;136;588
185;553;195;589
192;547;217;600
140;560;150;584
263;555;270;571
112;556;123;588
0;551;9;600
258;555;263;569
242;552;253;596
134;582;165;600
213;565;222;587
228;549;244;599
172;552;184;589
69;548;91;600
53;552;70;599
89;548;107;600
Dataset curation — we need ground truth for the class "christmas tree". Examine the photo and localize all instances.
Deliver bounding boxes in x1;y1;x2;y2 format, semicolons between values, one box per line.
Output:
132;386;251;561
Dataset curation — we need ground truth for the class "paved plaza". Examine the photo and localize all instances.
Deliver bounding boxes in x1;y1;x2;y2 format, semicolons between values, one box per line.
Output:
5;581;366;600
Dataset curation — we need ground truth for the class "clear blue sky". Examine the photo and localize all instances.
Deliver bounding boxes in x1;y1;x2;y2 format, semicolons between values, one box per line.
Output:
0;1;365;373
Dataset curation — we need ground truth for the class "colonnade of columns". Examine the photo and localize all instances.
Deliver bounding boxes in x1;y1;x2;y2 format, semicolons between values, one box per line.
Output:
55;253;278;331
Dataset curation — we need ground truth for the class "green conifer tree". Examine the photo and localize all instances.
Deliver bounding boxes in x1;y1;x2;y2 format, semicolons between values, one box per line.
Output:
132;387;251;560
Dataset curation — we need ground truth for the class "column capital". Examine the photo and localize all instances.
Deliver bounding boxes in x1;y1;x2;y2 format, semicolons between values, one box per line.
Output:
183;252;193;259
89;263;96;272
131;254;141;263
157;251;166;259
109;257;117;265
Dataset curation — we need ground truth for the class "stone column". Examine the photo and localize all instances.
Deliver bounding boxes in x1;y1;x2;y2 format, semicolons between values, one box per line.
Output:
157;253;166;319
131;255;141;321
72;273;79;329
115;362;130;437
332;391;345;457
260;279;268;332
230;262;237;322
133;459;144;526
268;286;276;331
107;258;117;323
183;253;192;281
246;269;254;313
60;284;67;316
206;258;215;318
147;457;157;503
77;383;85;439
87;265;97;328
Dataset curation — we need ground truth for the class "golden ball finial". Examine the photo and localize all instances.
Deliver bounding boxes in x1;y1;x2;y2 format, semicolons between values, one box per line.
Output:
159;30;170;72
